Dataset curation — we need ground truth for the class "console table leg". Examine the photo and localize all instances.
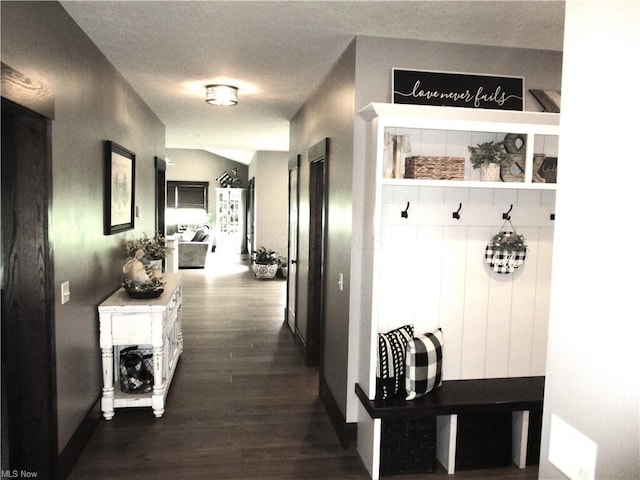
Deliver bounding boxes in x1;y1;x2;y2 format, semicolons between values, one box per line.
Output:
152;345;165;417
101;347;115;420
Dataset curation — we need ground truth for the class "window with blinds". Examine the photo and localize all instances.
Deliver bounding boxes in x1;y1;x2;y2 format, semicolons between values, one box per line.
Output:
167;181;209;210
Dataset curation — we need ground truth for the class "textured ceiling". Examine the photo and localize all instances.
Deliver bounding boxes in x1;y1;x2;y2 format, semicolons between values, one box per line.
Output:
60;1;565;164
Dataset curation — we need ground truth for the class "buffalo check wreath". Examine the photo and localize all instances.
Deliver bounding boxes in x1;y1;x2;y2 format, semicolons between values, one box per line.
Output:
485;230;527;274
405;328;444;400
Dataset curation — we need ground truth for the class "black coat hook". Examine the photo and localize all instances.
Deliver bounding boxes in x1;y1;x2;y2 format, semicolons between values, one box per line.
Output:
502;204;513;220
452;203;462;220
401;202;410;219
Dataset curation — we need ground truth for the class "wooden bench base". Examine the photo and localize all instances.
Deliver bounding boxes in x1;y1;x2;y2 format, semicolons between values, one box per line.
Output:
355;377;544;477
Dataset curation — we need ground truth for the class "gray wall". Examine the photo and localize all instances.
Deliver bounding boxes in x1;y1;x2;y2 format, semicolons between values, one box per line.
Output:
539;2;639;478
290;39;357;396
1;1;165;452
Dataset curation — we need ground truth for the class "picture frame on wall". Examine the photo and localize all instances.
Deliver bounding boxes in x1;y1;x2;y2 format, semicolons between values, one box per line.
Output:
104;140;135;235
529;89;561;113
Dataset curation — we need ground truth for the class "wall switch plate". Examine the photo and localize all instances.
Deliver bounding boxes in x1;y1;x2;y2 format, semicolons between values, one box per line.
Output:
338;273;344;291
549;414;597;480
61;281;70;304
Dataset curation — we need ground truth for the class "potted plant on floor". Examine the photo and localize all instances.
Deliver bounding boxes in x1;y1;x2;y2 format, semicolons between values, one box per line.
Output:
468;141;511;181
276;255;288;278
251;246;279;279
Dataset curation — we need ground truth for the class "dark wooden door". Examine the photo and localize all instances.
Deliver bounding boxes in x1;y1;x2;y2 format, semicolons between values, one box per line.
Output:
1;97;57;478
155;157;167;235
306;139;328;368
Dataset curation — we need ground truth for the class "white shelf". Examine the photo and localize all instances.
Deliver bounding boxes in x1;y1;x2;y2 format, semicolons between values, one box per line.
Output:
381;178;556;190
360;102;560;191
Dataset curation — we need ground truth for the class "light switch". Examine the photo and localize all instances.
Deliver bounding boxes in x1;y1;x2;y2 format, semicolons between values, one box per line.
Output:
61;281;70;304
338;273;344;291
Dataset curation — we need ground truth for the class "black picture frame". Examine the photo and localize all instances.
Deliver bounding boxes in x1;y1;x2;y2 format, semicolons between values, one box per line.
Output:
392;68;524;111
104;140;135;235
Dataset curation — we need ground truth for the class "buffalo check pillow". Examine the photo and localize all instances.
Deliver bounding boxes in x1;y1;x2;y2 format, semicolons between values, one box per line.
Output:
376;324;414;400
405;328;444;400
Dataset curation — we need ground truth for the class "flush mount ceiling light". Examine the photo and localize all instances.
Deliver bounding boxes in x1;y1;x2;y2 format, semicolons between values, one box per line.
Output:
205;84;238;106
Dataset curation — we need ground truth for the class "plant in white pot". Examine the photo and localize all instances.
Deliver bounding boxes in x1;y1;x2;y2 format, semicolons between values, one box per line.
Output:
251;246;279;279
468;141;511;181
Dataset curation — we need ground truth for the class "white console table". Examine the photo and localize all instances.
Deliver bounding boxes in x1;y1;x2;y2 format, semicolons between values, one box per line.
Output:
98;272;183;419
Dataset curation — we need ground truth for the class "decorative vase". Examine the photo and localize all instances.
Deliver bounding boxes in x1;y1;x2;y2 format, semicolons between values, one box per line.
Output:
479;162;501;181
148;259;163;271
252;263;278;279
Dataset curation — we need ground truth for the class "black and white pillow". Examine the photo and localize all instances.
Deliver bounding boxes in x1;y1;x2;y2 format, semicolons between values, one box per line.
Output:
376;324;414;400
405;328;443;400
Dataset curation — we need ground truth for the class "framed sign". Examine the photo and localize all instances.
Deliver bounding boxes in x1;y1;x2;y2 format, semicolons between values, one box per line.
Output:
392;68;524;111
104;140;135;235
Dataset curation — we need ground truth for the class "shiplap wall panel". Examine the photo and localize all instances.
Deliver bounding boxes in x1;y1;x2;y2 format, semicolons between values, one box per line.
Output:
460;226;492;379
438;226;468;379
507;226;540;377
531;227;554;375
415;225;444;332
377;185;555;380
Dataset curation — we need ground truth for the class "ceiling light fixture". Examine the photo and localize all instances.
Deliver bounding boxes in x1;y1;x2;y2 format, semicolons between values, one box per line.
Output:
205;84;238;106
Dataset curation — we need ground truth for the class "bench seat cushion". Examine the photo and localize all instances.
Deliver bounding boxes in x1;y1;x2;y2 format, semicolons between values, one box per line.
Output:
406;328;443;400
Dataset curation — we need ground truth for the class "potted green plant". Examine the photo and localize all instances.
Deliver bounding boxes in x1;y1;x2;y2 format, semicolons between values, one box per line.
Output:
251;246;279;279
125;233;172;263
276;255;288;278
468;141;511;181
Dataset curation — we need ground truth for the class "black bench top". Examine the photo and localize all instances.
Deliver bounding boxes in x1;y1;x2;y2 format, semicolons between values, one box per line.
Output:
355;376;545;419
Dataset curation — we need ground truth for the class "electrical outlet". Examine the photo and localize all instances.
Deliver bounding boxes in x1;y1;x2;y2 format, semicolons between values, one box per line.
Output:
549;414;597;480
61;281;70;304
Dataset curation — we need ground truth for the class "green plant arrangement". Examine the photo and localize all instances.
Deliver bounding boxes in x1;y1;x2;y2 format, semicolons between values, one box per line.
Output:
125;233;171;260
490;231;527;252
251;246;279;279
468;141;511;169
252;246;279;265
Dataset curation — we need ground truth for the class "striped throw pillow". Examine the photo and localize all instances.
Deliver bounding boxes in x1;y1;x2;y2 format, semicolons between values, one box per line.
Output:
376;324;414;399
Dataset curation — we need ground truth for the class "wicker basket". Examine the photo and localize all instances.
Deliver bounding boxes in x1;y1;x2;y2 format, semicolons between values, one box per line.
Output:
380;416;436;476
405;156;465;180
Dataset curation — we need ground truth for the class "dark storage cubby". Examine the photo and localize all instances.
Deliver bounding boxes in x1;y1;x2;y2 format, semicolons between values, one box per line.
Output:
527;410;543;465
380;416;436;476
455;412;512;470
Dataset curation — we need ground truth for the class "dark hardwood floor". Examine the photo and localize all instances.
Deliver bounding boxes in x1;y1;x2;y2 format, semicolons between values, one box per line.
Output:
68;254;538;480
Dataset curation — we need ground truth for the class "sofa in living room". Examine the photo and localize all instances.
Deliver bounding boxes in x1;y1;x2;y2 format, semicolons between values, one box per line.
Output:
177;226;213;268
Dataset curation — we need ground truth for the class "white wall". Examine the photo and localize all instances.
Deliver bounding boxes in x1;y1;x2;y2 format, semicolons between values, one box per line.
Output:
539;2;640;478
248;151;289;256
